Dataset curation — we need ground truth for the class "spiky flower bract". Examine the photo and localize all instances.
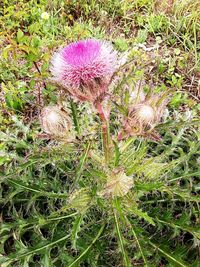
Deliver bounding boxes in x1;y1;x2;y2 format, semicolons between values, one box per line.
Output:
99;169;133;198
40;105;72;138
68;189;91;212
50;39;118;103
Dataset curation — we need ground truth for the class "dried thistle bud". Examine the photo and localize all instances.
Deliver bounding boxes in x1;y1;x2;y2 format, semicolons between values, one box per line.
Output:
40;105;72;138
130;103;156;126
99;169;133;198
123;94;169;139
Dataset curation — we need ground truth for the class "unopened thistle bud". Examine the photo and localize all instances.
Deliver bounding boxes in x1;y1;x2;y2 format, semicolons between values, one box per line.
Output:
133;104;156;124
40;105;72;138
123;94;169;140
50;39;118;103
99;169;133;198
125;104;156;135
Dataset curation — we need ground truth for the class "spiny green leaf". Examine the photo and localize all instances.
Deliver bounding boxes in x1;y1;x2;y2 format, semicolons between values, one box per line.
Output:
157;218;200;239
71;214;84;249
73;142;91;185
125;216;148;266
113;200;132;267
113;211;131;267
70;100;80;135
6;178;68;198
135;181;164;191
149;241;189;267
168;171;200;182
0;234;70;264
68;224;105;267
128;206;155;226
113;141;120;167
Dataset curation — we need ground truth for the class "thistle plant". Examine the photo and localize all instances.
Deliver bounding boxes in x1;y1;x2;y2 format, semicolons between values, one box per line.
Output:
50;39;120;162
1;38;199;267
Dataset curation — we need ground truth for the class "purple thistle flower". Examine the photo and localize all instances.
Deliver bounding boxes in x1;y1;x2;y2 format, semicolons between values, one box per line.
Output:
50;39;118;102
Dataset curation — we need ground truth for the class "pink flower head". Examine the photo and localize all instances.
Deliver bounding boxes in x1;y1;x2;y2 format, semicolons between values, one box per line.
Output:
50;39;118;103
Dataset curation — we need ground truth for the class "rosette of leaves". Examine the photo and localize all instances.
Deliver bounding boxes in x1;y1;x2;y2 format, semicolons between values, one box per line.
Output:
0;110;199;267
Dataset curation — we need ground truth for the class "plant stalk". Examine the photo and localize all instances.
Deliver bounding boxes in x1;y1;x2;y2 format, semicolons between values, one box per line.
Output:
95;102;111;164
70;99;80;135
102;120;110;164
